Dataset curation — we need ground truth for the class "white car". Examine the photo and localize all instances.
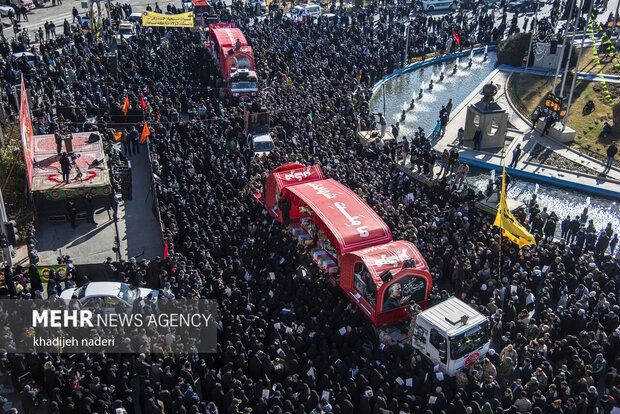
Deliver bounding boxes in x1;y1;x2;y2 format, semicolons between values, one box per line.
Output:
60;282;158;310
117;21;136;40
0;5;14;17
422;0;456;11
11;52;36;66
252;132;275;156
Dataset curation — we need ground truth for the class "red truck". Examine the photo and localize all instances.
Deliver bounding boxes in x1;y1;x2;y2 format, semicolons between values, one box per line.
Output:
207;23;259;99
257;163;433;328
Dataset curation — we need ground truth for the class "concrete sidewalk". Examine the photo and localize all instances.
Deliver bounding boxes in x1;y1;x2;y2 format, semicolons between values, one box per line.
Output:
438;69;620;199
499;64;620;84
35;149;163;265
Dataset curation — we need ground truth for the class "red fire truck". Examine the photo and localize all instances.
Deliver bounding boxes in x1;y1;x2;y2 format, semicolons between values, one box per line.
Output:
207;23;259;99
257;163;433;328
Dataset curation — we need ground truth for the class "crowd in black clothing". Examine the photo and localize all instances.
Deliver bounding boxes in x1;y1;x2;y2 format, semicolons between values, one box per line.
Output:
0;0;618;413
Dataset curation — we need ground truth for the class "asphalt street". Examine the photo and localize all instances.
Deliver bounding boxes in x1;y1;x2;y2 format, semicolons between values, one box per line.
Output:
4;0;620;42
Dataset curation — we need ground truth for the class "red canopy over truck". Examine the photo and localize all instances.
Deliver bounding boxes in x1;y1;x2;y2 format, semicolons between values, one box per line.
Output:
257;164;433;328
207;23;259;98
264;163;324;221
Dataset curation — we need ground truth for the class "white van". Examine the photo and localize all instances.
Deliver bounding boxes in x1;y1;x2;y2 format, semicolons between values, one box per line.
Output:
128;12;142;26
422;0;456;11
411;297;490;376
10;0;34;10
286;3;321;22
117;21;136;40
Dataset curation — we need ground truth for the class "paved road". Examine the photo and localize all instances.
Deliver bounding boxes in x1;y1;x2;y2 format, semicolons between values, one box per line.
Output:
6;0;620;41
5;0;190;38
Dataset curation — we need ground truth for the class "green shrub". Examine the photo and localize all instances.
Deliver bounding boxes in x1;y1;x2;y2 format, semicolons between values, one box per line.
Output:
613;102;620;125
497;33;532;67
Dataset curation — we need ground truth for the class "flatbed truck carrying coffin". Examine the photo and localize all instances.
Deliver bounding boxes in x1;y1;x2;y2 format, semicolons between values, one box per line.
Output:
256;163;433;328
206;23;259;99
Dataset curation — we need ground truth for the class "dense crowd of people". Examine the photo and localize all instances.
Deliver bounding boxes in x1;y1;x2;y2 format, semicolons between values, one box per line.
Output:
0;0;618;413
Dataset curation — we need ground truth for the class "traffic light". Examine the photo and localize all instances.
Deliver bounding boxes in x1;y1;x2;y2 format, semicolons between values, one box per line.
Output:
0;235;6;249
4;221;17;246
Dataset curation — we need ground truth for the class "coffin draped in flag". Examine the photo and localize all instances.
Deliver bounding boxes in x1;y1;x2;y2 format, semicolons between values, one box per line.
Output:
282;179;392;254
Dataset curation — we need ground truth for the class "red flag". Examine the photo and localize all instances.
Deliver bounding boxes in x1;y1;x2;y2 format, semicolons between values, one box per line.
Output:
140;122;150;144
163;241;169;259
140;95;147;111
122;95;129;116
453;29;461;46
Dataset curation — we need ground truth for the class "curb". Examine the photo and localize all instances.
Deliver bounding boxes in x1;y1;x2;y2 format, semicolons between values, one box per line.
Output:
372;45;497;94
502;70;620;179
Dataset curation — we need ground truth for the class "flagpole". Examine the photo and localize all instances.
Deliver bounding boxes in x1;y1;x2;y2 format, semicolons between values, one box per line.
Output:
498;158;504;284
560;0;585;97
552;0;578;93
524;0;540;73
563;0;594;126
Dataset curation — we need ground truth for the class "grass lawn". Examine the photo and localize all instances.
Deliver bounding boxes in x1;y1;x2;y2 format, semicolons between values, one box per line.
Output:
508;72;619;165
578;47;620;75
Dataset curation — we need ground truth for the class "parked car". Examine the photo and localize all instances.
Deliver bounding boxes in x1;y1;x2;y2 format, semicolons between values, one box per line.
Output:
11;52;36;66
421;0;456;11
9;0;34;10
60;282;158;310
0;4;14;17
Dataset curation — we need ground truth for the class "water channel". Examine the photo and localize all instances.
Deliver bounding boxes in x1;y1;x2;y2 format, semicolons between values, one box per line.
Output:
369;51;620;245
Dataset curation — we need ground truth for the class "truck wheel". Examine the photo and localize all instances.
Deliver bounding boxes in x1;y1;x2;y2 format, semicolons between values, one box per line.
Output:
428;5;434;11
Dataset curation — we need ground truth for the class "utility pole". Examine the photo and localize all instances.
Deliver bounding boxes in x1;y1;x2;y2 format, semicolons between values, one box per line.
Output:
564;0;594;126
552;0;578;93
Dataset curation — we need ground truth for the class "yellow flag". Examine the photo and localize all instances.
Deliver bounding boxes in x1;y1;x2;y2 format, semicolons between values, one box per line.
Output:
493;166;536;248
114;131;122;142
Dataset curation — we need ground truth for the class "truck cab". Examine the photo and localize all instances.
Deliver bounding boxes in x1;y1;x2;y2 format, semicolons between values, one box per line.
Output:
230;68;259;97
412;297;490;376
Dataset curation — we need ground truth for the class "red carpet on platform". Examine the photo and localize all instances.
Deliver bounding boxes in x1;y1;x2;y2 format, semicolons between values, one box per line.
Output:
31;132;111;196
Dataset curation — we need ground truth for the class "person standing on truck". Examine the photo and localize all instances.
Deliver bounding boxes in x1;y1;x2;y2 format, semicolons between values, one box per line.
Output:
378;113;387;137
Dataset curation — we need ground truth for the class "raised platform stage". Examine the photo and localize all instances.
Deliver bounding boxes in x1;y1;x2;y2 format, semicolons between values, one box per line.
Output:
31;132;112;201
